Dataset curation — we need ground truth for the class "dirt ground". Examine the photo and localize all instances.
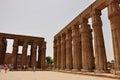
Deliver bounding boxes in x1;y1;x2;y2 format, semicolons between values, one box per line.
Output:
0;69;118;80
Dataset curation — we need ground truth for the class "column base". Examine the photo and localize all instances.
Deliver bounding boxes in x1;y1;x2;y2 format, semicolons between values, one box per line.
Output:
72;69;80;72
52;68;57;70
52;68;58;71
41;68;46;71
114;71;120;75
65;68;72;72
94;69;108;73
59;68;65;71
56;68;61;71
81;69;93;72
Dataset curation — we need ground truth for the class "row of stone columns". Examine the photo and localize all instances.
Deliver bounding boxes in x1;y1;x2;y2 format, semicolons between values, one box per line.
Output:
54;1;120;72
0;37;46;69
11;39;46;69
54;17;107;72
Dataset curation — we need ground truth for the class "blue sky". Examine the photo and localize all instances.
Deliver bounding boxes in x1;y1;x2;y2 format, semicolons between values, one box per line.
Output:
0;0;114;61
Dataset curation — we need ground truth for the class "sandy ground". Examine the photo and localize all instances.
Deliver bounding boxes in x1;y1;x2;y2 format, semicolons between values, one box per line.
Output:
0;69;118;80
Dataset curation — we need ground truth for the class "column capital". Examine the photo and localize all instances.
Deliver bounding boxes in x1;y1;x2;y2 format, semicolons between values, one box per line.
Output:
80;18;88;24
72;25;79;38
13;39;19;47
57;36;61;41
61;34;66;45
54;38;57;43
41;41;46;49
61;33;66;38
72;25;79;32
56;36;61;46
32;42;37;49
80;24;92;34
108;0;120;19
65;30;72;41
92;9;102;28
61;33;66;40
80;18;88;33
91;9;101;16
0;37;3;40
71;25;79;30
53;38;57;48
0;37;3;45
23;40;28;44
65;29;72;34
23;40;28;48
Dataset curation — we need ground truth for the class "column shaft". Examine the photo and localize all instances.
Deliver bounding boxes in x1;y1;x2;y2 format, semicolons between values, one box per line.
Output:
56;37;61;69
0;37;2;64
92;9;107;72
31;42;37;68
11;39;18;67
38;45;41;68
53;39;57;69
61;34;66;70
22;41;28;67
65;30;73;70
0;37;6;64
108;1;120;72
72;25;82;71
41;42;46;70
80;19;94;72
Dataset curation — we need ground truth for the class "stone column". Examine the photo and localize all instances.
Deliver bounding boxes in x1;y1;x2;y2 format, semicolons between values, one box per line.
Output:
31;41;37;68
22;40;28;67
60;34;66;70
80;18;94;72
41;41;46;70
38;45;41;68
0;37;2;64
2;39;7;64
1;38;7;64
56;37;61;69
11;39;19;67
92;9;107;72
0;37;4;64
30;45;33;68
79;32;82;70
65;30;73;70
72;25;82;71
53;39;57;69
27;48;31;68
108;1;120;73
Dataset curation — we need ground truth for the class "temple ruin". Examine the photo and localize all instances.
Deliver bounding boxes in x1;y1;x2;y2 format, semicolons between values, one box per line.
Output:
53;0;120;74
0;33;46;69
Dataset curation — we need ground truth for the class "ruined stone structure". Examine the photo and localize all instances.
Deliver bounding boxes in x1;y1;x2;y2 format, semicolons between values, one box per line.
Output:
53;0;120;74
0;33;46;69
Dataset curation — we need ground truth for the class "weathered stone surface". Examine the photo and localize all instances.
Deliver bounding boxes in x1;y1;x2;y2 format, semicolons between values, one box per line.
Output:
0;32;46;69
108;0;120;74
53;0;120;73
92;9;107;72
